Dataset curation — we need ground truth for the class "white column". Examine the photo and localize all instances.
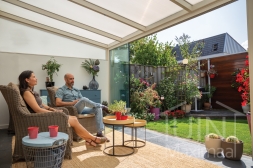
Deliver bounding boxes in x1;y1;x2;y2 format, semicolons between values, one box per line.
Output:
246;0;253;158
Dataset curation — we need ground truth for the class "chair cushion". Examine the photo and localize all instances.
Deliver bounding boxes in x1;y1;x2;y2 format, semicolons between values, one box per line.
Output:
7;82;26;107
40;96;48;105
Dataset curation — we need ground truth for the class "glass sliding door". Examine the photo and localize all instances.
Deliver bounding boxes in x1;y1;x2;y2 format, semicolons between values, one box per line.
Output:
109;44;130;107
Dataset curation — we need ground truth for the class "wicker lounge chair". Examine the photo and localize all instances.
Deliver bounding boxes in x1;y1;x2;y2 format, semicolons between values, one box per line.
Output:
0;83;73;162
47;87;97;141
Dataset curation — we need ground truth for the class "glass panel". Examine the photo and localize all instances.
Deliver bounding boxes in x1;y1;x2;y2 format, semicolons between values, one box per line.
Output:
109;44;130;107
20;0;137;37
87;0;182;26
185;0;203;5
0;1;114;44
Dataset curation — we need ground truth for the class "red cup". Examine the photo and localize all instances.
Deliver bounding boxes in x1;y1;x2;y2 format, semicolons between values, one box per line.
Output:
115;112;122;120
28;127;39;139
48;125;59;137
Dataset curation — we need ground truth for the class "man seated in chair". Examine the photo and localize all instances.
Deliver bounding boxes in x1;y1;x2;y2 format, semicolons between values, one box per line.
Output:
55;73;109;141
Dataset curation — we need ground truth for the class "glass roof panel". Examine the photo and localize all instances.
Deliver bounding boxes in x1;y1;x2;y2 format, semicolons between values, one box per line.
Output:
0;1;114;44
185;0;204;5
20;0;137;38
86;0;182;26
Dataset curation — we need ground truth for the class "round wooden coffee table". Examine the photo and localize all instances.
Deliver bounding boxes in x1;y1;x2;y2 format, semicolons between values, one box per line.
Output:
124;119;147;148
103;116;135;156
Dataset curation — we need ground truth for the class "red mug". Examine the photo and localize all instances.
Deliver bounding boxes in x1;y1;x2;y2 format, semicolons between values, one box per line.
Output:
115;112;122;120
28;127;39;139
48;125;59;137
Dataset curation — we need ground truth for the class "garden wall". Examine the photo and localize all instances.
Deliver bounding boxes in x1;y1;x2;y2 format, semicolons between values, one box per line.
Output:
201;52;248;112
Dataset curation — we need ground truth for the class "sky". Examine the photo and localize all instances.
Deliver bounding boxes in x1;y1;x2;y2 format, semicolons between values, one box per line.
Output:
156;0;248;49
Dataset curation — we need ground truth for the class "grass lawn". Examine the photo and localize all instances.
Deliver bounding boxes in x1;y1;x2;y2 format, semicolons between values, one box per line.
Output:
146;117;252;155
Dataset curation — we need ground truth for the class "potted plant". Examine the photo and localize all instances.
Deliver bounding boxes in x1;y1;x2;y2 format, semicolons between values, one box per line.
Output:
181;73;202;113
203;85;216;109
204;133;222;155
108;100;127;120
231;55;250;113
221;136;243;161
81;59;100;90
207;65;218;78
145;83;162;120
42;57;61;87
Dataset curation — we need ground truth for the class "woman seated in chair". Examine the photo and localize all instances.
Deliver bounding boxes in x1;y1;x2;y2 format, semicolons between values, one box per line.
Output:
19;70;107;147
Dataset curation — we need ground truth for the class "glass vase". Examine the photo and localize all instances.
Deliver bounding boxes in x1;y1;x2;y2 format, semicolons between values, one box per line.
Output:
89;76;99;90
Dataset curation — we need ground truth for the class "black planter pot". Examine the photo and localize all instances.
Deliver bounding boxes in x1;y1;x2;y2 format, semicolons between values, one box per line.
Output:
45;82;55;87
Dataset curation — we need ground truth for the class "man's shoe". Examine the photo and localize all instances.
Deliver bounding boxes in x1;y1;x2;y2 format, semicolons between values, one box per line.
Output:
96;132;110;142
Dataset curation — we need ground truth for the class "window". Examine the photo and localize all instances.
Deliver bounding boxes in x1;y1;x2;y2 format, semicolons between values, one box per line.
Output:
212;43;218;51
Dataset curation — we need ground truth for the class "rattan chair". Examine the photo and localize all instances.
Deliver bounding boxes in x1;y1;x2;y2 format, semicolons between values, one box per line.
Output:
47;87;97;141
0;83;73;162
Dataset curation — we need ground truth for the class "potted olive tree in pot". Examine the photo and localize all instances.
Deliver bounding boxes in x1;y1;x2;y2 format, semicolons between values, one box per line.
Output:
42;57;61;87
108;100;127;120
204;133;222;155
181;73;202;113
221;136;243;161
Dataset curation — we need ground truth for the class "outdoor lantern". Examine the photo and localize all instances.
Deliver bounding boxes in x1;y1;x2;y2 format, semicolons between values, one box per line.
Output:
182;59;188;65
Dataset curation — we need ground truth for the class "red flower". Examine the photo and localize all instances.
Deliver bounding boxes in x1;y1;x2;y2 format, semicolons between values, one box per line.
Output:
234;55;250;106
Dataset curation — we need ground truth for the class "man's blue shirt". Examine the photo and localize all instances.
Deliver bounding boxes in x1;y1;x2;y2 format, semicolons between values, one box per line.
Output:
56;85;83;102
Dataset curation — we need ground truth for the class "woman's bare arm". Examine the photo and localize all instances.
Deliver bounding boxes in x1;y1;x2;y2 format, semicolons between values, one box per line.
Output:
23;91;52;113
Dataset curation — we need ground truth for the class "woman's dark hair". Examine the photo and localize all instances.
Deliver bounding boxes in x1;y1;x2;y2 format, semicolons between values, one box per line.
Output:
18;70;33;95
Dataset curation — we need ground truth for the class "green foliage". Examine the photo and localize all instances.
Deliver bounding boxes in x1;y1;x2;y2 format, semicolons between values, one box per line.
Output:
131;112;155;122
108;100;126;114
129;74;148;96
156;77;178;110
225;136;240;143
129;34;177;66
175;34;204;69
204;85;216;102
42;57;61;82
81;59;100;76
207;133;220;139
130;75;161;121
180;73;201;104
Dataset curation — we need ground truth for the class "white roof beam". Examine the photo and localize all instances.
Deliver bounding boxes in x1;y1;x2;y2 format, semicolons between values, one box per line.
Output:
69;0;146;31
108;0;236;50
3;0;121;42
171;0;193;12
0;11;108;49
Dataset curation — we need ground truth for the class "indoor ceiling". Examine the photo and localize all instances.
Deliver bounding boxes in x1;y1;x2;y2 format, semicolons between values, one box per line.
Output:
0;0;236;50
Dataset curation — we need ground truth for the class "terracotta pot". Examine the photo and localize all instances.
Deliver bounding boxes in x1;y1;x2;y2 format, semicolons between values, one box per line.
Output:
181;104;191;113
209;74;215;78
200;72;205;78
204;136;222;155
221;139;243;161
204;102;211;109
